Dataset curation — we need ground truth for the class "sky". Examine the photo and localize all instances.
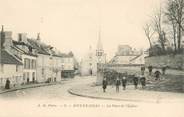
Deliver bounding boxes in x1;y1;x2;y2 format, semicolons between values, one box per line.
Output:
0;0;164;61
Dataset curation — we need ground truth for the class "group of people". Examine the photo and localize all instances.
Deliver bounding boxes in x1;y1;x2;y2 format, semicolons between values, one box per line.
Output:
142;65;167;81
102;65;167;93
102;70;146;93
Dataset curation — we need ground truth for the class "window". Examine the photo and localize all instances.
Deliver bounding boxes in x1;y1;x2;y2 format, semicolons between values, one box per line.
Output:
32;60;36;69
16;65;18;72
0;64;4;73
23;73;26;81
24;58;26;69
24;58;30;69
42;68;44;75
30;60;32;69
28;59;30;69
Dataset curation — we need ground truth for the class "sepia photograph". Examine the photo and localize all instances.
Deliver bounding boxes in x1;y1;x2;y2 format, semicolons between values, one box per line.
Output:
0;0;184;117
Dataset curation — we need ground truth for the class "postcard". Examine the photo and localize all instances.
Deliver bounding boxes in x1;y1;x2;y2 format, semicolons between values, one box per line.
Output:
0;0;184;117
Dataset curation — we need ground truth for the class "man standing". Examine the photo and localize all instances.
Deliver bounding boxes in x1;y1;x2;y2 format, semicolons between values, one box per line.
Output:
140;75;146;89
115;77;121;93
122;75;127;90
133;75;139;89
102;78;108;93
148;65;153;75
141;66;145;75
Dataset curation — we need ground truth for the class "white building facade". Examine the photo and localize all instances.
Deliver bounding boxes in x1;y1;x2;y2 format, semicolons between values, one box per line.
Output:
0;50;23;88
22;54;37;83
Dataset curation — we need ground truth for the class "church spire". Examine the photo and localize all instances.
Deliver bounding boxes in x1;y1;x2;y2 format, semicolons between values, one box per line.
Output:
97;36;103;51
96;25;104;57
96;23;103;51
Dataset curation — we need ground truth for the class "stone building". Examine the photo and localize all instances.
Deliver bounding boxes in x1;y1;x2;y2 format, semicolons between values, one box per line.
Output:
109;45;144;65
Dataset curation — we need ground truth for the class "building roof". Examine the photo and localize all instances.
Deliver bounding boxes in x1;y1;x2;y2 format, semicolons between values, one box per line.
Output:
55;52;74;58
27;39;50;55
26;38;74;58
118;44;132;48
12;40;37;57
130;54;142;62
0;50;22;65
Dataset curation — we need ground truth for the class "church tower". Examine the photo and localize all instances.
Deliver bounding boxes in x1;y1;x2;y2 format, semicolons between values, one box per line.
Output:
96;27;105;63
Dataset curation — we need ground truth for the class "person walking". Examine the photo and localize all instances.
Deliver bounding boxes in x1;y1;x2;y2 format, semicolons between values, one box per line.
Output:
133;75;139;89
122;75;127;90
115;77;121;93
102;78;108;93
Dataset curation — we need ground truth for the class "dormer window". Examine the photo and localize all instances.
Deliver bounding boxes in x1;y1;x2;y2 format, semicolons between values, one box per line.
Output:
28;46;32;53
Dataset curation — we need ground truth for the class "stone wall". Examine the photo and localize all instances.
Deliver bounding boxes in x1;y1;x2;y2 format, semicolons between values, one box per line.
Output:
145;54;184;70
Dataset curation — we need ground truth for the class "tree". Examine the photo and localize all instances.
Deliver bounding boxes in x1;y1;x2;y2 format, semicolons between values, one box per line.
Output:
143;23;155;49
165;1;178;52
166;0;184;52
152;7;167;52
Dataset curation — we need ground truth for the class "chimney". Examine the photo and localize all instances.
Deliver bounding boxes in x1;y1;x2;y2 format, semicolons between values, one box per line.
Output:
3;31;13;51
1;25;4;32
0;25;5;49
37;33;41;41
0;26;13;49
18;33;27;43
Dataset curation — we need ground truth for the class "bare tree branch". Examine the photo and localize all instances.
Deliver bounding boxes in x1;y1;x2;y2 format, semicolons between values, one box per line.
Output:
143;23;155;49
